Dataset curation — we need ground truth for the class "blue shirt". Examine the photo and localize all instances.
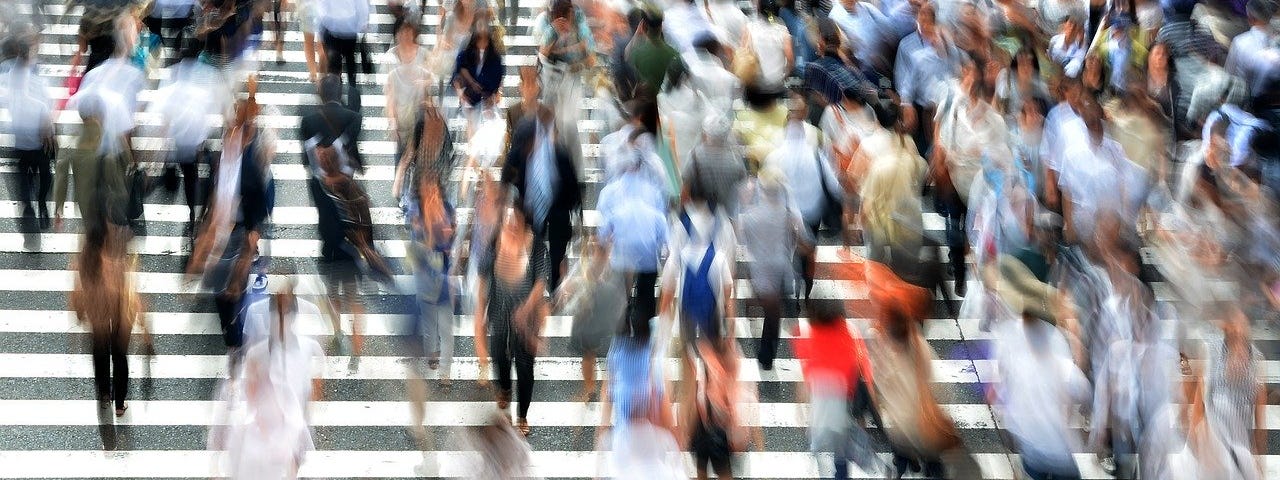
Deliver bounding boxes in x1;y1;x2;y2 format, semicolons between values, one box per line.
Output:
599;196;668;273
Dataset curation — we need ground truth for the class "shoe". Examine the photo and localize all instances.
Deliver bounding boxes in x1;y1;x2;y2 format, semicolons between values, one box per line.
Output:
515;417;530;437
953;279;967;298
115;404;127;417
758;358;774;371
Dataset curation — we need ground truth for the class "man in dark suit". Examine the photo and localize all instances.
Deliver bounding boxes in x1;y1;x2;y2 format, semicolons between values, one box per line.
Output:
501;103;583;293
299;75;364;260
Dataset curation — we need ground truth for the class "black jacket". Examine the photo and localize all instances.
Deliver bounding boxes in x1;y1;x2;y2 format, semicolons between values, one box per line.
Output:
299;101;364;172
501;116;583;229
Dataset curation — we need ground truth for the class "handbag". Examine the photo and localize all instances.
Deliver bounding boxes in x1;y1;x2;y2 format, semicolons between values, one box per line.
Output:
815;151;845;234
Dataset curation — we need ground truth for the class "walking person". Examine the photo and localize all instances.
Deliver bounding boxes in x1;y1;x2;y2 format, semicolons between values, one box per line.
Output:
475;205;549;436
405;177;457;387
383;20;431;168
316;0;371;109
501;100;583;294
737;169;809;370
452;25;505;128
69;233;143;418
555;236;627;402
598;314;682;479
792;302;880;479
3;28;56;229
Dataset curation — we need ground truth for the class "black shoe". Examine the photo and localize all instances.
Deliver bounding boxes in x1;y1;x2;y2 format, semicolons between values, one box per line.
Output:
758;358;773;371
953;278;966;298
38;210;51;230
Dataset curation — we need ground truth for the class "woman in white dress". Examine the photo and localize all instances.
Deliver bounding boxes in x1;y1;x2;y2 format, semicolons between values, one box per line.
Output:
383;20;431;164
210;282;326;480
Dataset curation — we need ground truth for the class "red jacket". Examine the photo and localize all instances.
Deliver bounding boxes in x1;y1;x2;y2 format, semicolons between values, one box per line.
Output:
792;321;873;395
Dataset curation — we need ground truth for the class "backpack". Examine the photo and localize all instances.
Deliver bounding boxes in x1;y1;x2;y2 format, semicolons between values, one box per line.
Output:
679;211;723;339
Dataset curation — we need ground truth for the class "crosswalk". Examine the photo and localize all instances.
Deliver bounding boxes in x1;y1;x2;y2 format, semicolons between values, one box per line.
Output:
1;1;1279;478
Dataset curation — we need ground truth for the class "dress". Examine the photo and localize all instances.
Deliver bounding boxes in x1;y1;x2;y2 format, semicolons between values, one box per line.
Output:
567;267;626;356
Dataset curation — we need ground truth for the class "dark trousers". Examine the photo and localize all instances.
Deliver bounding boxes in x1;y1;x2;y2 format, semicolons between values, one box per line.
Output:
490;332;535;419
757;288;784;369
143;14;193;53
544;215;573;294
15;148;51;216
92;322;131;410
166;149;202;224
321;30;362;110
627;270;658;324
935;191;967;289
1023;459;1082;480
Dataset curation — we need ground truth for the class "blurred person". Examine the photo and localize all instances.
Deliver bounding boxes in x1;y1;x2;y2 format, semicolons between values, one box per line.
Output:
733;89;789;172
865;265;970;477
1203;304;1268;469
475;205;549;437
69;233;143;418
993;46;1049;123
597;134;669;329
210;281;325;479
506;66;540;148
294;0;325;82
683;37;740;118
893;1;961;152
779;0;814;76
660;167;737;404
932;53;1012;297
988;281;1090;480
828;0;893;78
148;44;227;228
596;311;682;479
501;96;583;293
537;0;595;167
791;302;880;479
2;27;55;229
316;0;371;109
429;0;478;95
1057;105;1150;248
682;339;756;480
143;0;198;63
300;75;370;354
624;11;680;95
395;88;455;207
736;168;809;370
657;67;704;186
765;95;838;302
406;176;457;382
805;18;877;126
1050;13;1088;78
706;0;749;49
1225;0;1279;98
662;0;715;54
682;115;747;215
1088;15;1151;95
859;100;927;269
453;25;505;126
819;84;878;231
69;8;122;75
383;20;430;166
556;236;626;402
599;95;668;190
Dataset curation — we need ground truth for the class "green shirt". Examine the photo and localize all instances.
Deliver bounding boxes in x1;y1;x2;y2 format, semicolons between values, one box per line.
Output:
628;36;679;91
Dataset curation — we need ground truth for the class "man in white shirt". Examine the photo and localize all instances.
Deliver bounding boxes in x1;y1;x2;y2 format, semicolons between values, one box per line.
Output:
663;0;715;54
829;0;892;75
1225;0;1279;98
317;0;371;108
1;28;54;228
1057;111;1150;246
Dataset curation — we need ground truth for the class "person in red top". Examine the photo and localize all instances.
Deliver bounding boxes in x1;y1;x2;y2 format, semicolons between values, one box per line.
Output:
792;302;882;479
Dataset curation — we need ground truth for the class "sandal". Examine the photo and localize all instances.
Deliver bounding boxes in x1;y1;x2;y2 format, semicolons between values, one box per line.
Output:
496;390;510;410
515;417;530;437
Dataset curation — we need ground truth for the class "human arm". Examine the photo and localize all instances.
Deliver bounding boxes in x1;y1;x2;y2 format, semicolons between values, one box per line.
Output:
474;279;490;384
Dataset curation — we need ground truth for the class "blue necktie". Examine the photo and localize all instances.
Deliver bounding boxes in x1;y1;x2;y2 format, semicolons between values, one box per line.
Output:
526;126;557;227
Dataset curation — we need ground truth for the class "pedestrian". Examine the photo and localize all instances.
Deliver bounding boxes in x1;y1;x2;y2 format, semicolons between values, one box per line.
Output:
3;27;56;229
475;204;549;436
501;100;583;293
453;25;505;127
598;314;682;479
69;233;142;418
736;168;809;370
316;0;371;109
383;20;430;167
792;302;879;479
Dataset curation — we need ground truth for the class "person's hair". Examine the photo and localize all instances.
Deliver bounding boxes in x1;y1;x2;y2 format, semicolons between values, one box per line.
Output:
874;98;900;130
692;35;723;59
465;26;499;57
551;0;574;20
78;232;108;284
627;91;660;135
807;302;846;327
397;18;421;37
1247;0;1276;22
816;18;842;54
758;0;781;20
318;74;343;103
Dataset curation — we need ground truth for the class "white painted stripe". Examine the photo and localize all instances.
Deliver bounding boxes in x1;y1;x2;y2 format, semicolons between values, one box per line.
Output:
4;450;1277;479
0;269;872;301
0;309;970;340
0;399;1005;429
0;353;988;384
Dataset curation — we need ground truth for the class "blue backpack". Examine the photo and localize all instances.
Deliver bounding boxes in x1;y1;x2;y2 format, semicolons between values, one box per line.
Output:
679;211;722;339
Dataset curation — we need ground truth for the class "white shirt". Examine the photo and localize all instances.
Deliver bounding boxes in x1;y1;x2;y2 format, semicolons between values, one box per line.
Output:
829;1;890;69
2;62;52;150
748;18;792;91
767;121;829;225
317;0;371;36
662;2;714;54
1057;137;1148;240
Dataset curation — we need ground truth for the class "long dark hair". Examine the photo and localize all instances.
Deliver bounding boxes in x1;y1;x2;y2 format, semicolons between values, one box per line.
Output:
464;26;501;60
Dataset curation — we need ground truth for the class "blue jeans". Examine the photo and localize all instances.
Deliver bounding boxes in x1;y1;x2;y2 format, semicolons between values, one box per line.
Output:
411;299;454;376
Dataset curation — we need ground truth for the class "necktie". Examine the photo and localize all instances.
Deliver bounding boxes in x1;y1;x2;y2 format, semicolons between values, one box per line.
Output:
526;125;557;227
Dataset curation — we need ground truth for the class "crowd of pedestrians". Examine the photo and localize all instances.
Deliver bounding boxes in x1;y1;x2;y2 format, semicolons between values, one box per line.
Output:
3;0;1279;477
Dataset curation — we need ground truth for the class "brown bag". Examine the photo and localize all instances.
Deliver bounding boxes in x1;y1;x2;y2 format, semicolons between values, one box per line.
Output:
911;333;962;453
